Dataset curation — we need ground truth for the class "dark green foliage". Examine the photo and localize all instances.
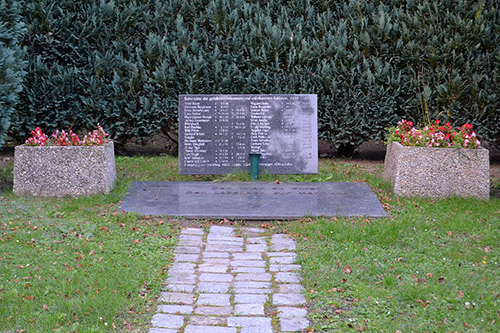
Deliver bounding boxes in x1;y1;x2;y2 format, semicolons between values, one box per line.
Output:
0;0;26;148
10;0;500;154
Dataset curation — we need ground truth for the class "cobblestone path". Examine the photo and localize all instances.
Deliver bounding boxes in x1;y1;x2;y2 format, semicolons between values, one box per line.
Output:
149;226;309;332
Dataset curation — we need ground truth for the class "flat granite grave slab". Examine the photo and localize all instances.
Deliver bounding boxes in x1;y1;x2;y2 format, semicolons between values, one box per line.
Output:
121;182;387;219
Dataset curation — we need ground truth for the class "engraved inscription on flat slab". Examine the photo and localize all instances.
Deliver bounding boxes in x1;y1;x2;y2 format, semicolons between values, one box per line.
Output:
121;181;388;219
179;95;317;174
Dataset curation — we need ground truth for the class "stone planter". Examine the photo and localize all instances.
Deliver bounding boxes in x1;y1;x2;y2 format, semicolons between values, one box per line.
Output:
383;142;489;199
14;141;116;197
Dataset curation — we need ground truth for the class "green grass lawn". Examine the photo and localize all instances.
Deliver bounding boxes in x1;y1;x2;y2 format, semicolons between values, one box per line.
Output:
0;155;499;332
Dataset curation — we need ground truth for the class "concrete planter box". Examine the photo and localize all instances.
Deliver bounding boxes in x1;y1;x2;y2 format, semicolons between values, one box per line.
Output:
14;141;116;197
383;142;489;199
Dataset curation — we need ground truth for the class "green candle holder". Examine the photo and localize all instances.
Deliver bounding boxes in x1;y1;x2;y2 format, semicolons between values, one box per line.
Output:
249;153;261;182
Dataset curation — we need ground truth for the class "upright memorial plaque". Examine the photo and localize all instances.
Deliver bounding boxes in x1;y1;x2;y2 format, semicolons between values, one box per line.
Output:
179;94;317;174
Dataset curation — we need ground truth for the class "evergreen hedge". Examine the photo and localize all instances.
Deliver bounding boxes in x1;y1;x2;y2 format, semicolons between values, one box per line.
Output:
10;0;500;154
0;0;26;149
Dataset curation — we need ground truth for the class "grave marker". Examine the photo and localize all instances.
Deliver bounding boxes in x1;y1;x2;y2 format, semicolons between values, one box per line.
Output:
179;94;317;174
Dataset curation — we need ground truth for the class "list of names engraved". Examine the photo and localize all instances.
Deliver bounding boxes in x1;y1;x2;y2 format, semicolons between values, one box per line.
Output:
179;94;317;174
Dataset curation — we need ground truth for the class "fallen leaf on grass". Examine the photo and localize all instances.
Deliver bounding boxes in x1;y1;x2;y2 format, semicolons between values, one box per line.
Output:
463;322;470;329
43;304;49;311
458;290;464;299
344;265;352;274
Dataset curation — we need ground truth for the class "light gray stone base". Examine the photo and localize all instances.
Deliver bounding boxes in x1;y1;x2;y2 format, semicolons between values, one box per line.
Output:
14;141;116;197
383;142;490;199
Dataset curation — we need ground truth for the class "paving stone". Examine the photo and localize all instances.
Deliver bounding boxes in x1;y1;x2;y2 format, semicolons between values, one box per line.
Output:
178;240;202;247
205;245;243;252
198;264;228;273
241;227;265;234
183;228;204;235
270;243;296;251
197;293;231;306
203;251;230;258
189;316;227;326
278;284;304;294
266;252;296;257
166;277;196;285
169;263;196;272
234;281;271;289
149;328;177;333
174;246;201;254
174;254;200;262
202;258;230;265
197;282;231;293
167;271;195;278
199;273;233;283
167;270;197;278
151;313;184;329
194;305;233;316
234;294;268;304
245;244;268;252
235;273;272;282
160;292;194;305
207;235;240;242
184;325;236;333
269;264;301;272
227;316;272;328
277;306;308;318
269;256;296;264
233;288;271;294
280;317;310;332
209;226;234;234
157;304;193;314
273;293;306;306
207;240;244;247
163;284;195;293
230;267;266;274
245;237;268;244
232;252;263;260
179;234;203;240
270;234;296;251
231;260;265;267
240;328;272;333
150;226;310;333
275;272;302;284
271;234;293;242
235;303;264;316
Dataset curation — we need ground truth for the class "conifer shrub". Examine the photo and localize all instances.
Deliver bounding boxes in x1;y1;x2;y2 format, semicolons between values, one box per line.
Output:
0;0;26;149
9;0;500;155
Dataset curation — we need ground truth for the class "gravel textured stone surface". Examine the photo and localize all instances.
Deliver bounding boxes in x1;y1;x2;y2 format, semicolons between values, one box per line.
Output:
383;142;490;199
14;141;116;197
149;226;310;332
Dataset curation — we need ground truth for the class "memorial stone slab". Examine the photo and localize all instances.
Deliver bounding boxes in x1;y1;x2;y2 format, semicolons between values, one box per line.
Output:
121;181;387;219
179;94;317;174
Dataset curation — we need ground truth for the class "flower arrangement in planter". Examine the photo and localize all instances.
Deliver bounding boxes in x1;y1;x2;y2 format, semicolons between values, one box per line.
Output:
14;125;116;197
383;120;489;199
385;119;481;148
25;124;108;146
